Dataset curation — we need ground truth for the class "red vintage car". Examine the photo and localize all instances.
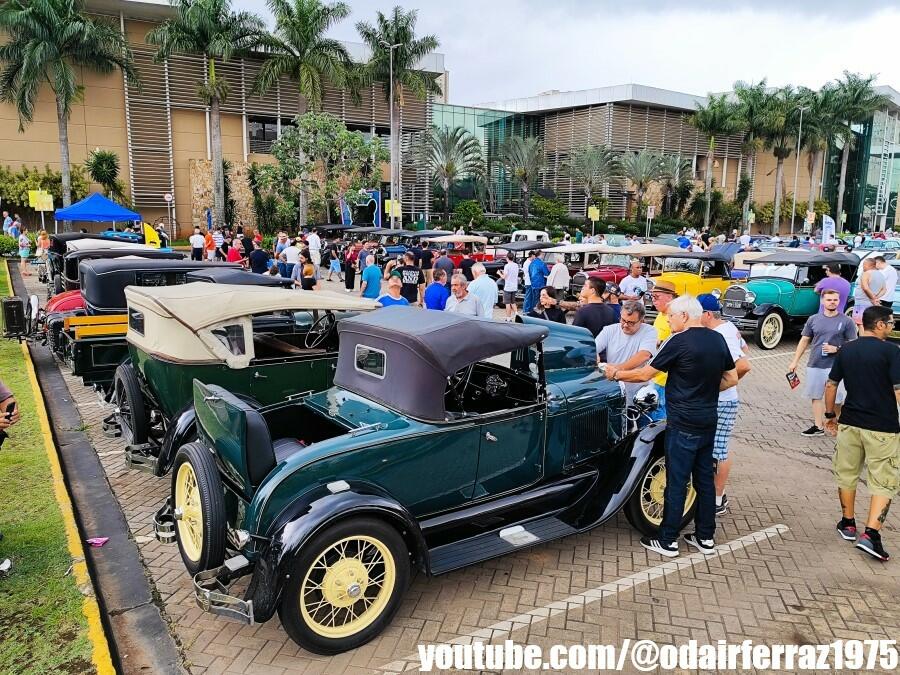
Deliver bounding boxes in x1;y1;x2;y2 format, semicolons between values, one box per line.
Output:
426;234;496;268
567;243;682;297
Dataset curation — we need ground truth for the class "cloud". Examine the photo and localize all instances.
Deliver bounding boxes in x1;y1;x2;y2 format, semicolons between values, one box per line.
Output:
234;0;900;106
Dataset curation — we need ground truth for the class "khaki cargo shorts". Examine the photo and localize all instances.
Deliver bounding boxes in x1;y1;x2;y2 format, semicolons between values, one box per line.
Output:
832;424;900;498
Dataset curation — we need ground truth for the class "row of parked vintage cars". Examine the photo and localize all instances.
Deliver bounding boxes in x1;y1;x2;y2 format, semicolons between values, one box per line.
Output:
34;230;897;655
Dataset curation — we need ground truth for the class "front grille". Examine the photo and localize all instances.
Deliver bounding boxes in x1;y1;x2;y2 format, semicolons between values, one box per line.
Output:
723;286;746;302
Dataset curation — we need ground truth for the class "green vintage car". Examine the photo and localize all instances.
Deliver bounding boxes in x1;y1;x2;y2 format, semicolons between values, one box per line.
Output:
153;307;696;654
112;283;379;476
720;251;859;349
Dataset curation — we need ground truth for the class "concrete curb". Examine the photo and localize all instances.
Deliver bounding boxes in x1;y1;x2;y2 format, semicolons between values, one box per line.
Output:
10;266;183;675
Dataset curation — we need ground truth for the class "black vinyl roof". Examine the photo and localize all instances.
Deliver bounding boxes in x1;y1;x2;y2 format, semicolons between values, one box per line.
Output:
185;267;294;287
659;249;733;262
338;306;548;377
66;248;184;263
749;251;860;266
346;226;384;234
403;229;450;239
500;240;562;252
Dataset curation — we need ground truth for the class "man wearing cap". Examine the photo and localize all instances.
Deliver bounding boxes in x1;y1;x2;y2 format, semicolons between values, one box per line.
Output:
698;294;752;516
603;283;623;321
648;279;679;421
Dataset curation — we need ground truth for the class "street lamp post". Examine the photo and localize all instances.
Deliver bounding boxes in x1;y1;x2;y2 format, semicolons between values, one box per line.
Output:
381;40;402;229
790;105;809;237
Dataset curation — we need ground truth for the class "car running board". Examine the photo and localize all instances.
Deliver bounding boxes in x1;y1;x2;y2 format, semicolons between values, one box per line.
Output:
429;516;576;575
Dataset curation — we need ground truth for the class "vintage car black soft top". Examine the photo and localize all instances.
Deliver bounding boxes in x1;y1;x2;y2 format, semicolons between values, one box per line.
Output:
185;267;294;287
335;306;549;422
748;251;860;267
50;231;139;255
500;240;562;253
79;259;239;313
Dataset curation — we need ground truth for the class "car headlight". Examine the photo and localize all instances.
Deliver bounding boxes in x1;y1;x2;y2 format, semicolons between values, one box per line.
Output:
711;288;722;299
744;291;756;303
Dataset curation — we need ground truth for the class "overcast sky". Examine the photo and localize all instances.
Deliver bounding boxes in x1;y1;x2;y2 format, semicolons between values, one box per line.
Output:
234;0;900;106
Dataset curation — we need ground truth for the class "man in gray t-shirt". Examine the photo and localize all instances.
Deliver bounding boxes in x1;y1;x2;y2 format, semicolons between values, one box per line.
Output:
596;300;658;401
789;289;858;436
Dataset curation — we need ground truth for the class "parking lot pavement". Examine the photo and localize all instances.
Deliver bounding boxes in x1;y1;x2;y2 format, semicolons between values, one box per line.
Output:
30;271;900;674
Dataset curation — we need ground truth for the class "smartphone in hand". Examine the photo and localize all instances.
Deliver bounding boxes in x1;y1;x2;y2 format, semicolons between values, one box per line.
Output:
786;372;800;389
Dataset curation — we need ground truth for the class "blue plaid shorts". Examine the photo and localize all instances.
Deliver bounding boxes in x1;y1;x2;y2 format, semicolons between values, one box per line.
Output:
713;400;739;461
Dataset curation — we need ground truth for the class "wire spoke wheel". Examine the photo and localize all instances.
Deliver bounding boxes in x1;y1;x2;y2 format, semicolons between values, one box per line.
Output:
175;462;203;562
639;455;696;527
299;535;396;639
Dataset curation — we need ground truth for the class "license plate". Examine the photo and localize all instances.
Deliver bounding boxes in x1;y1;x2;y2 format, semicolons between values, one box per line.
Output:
724;300;743;308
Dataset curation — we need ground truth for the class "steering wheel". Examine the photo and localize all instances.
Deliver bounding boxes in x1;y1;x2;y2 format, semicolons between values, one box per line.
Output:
304;312;336;349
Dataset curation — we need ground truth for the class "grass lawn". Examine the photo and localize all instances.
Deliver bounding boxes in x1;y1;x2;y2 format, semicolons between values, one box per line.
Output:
0;264;96;674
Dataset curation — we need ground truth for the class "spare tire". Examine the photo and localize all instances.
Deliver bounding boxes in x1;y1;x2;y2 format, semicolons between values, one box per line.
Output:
171;442;226;575
113;362;149;446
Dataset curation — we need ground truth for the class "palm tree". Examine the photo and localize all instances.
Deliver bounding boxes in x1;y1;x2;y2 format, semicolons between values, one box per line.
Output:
561;145;620;222
426;126;483;222
832;72;891;227
758;86;807;234
147;0;264;230
620;150;663;223
254;0;352;112
85;149;126;202
500;136;545;219
0;0;138;224
689;94;738;229
254;0;352;228
357;7;441;228
658;154;692;217
797;86;837;228
733;79;769;226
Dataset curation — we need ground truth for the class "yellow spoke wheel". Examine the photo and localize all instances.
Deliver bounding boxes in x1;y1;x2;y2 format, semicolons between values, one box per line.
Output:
639;455;696;527
175;462;204;562
300;535;396;639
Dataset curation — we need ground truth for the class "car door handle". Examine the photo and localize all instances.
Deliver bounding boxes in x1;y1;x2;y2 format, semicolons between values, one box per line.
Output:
253;372;267;379
484;432;498;442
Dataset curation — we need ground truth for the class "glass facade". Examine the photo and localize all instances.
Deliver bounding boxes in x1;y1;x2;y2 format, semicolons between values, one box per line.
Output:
823;109;900;232
431;103;541;213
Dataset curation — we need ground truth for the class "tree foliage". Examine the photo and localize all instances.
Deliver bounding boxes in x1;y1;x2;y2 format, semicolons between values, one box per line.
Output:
426;126;483;221
561;145;619;220
85;149;126;203
0;164;89;218
620;150;663;222
500;136;545;218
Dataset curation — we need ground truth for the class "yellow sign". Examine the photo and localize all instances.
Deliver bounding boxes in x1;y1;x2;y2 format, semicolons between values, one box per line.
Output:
385;199;401;217
142;222;161;249
587;206;600;222
28;189;53;211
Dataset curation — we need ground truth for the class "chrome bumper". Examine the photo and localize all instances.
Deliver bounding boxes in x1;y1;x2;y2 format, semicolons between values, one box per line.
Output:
721;313;757;331
125;443;158;473
194;556;255;625
153;498;175;544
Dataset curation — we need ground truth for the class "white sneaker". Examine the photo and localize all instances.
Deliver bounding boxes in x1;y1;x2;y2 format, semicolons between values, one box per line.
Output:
640;536;679;558
683;532;716;555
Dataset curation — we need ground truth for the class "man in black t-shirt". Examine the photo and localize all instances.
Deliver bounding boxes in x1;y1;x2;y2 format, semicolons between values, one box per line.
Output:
459;252;476;281
420;243;435;283
247;241;269;274
615;294;737;558
573;277;617;337
825;304;900;561
397;251;425;305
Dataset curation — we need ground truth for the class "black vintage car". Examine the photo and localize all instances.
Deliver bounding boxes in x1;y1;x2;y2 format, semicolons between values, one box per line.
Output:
154;308;693;654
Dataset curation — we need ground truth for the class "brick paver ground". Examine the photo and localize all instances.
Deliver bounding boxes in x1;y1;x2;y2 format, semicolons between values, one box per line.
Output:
30;272;900;674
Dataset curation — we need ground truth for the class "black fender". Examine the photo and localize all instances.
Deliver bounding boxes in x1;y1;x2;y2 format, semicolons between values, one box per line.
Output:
596;421;666;523
155;403;197;477
245;481;427;623
750;303;781;319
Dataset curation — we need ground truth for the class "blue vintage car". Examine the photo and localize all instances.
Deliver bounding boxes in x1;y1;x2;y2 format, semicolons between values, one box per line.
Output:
153;308;693;654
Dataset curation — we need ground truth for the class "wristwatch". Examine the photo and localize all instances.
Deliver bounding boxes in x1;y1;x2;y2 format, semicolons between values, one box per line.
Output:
824;411;837;419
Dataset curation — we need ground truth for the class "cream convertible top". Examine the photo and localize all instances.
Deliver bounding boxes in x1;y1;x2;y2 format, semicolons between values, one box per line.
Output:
124;284;380;368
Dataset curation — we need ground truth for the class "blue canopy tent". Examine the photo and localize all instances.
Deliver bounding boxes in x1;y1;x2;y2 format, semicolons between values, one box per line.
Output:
54;192;141;234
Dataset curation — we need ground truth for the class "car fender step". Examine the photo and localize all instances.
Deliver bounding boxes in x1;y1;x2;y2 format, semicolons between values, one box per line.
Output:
125;443;158;473
153;498;175;544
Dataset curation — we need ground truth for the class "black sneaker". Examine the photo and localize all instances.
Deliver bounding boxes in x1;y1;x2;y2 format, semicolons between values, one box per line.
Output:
801;425;825;437
856;529;890;561
715;495;729;516
640;536;679;558
836;517;858;541
683;532;716;555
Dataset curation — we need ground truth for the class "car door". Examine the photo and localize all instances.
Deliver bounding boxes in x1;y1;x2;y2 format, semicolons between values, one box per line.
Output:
786;266;818;316
472;402;546;499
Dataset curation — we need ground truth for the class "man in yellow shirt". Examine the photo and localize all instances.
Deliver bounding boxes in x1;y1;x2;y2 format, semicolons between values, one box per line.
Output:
648;279;678;421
